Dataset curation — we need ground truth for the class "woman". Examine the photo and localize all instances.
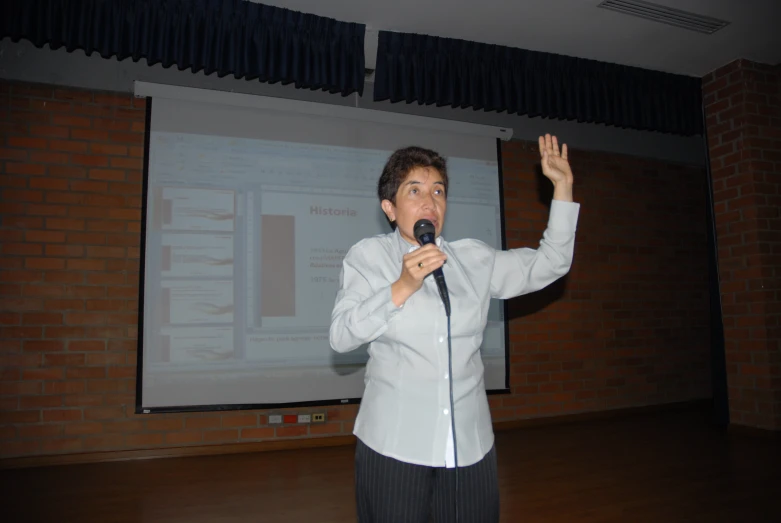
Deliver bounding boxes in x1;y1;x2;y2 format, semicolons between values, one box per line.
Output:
330;134;580;522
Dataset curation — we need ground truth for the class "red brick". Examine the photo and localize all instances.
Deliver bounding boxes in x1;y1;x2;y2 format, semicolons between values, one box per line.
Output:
0;312;21;325
27;203;68;215
43;271;83;284
22;368;65;380
88;168;126;181
90;143;128;155
4;163;46;176
70;179;108;192
103;420;145;433
241;427;275;439
109;132;143;145
110;157;142;169
45;244;85;257
24;340;65;352
49;165;86;178
25;230;66;243
85;352;125;366
185;417;221;430
86;246;125;258
125;433;164;447
7;136;48;149
309;422;342;435
25;257;66;270
2;243;43;256
71;128;110;141
24;283;65;296
67;206;109;219
86;273;124;285
29;125;70;138
29;151;68;164
83;406;125;420
146;418;183;432
275;425;309;438
3;189;43;202
68;340;106;351
221;414;258;428
0;175;29;188
17;423;64;438
164;431;203;445
43;381;85;394
115;108;144;120
64;422;103;435
42;409;83;422
51;115;90;127
94;95;133;108
0;147;28;161
22;312;63;324
66;259;104;271
67;232;105;245
0;381;43;396
66;367;106;379
107;366;135;378
44;353;86;366
50;139;88;153
3;215;44;229
203;429;239;443
63;394;103;407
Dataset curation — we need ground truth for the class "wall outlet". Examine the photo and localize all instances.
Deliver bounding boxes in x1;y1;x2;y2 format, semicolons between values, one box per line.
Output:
298;414;311;423
312;413;326;423
268;414;282;424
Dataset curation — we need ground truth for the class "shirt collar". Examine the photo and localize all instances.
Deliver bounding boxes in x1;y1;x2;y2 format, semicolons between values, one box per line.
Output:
394;227;443;260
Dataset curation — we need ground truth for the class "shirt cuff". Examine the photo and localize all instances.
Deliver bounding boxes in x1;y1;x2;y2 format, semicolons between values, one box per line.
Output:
548;199;580;232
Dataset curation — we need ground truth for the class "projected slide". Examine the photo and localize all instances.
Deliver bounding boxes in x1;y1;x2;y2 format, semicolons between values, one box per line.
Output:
140;96;507;409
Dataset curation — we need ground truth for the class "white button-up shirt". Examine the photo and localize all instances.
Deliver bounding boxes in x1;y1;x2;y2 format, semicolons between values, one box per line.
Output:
330;200;580;467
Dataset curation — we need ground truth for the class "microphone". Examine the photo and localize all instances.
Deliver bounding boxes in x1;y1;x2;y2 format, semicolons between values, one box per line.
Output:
413;219;451;317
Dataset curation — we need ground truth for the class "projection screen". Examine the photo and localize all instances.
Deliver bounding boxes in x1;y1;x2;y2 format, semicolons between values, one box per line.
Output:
134;82;512;412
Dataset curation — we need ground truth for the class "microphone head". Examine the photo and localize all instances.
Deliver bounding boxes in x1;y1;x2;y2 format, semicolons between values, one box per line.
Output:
413;219;436;246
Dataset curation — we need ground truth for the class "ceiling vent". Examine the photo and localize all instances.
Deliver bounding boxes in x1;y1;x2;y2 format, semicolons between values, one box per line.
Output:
597;0;730;34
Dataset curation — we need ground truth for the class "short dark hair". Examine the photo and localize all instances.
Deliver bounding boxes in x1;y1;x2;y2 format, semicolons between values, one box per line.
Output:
377;146;448;229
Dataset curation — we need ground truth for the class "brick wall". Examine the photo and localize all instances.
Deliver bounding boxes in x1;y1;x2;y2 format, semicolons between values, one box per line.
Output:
0;80;711;460
702;59;781;431
494;141;710;420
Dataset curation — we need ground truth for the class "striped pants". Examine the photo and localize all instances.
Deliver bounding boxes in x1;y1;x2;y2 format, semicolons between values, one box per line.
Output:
354;439;499;523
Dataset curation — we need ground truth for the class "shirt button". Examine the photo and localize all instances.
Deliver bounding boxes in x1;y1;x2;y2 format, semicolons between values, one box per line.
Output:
439;336;444;343
443;409;449;415
444;373;449;379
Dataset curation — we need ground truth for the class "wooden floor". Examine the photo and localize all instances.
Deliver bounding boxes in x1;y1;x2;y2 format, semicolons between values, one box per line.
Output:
3;407;780;522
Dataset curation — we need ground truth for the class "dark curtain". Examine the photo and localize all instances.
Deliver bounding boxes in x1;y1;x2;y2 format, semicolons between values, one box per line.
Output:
0;0;366;96
374;31;702;136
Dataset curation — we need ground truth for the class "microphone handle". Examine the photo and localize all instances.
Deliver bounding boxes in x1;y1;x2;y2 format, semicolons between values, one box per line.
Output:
431;268;451;317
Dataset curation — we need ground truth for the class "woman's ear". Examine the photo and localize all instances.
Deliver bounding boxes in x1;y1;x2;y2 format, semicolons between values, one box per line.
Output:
381;199;395;223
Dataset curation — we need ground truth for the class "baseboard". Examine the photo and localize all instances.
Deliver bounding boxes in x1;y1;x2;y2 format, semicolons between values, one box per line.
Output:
0;434;357;470
1;399;711;470
492;398;712;432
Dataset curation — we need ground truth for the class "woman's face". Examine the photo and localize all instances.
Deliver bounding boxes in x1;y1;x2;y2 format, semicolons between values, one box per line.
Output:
381;166;447;245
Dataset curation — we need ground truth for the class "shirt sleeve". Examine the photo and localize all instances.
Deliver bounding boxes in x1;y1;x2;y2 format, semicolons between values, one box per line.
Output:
490;200;580;299
329;242;403;353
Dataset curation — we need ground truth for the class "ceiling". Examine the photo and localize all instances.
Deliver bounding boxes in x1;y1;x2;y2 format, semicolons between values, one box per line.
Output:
256;0;781;77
